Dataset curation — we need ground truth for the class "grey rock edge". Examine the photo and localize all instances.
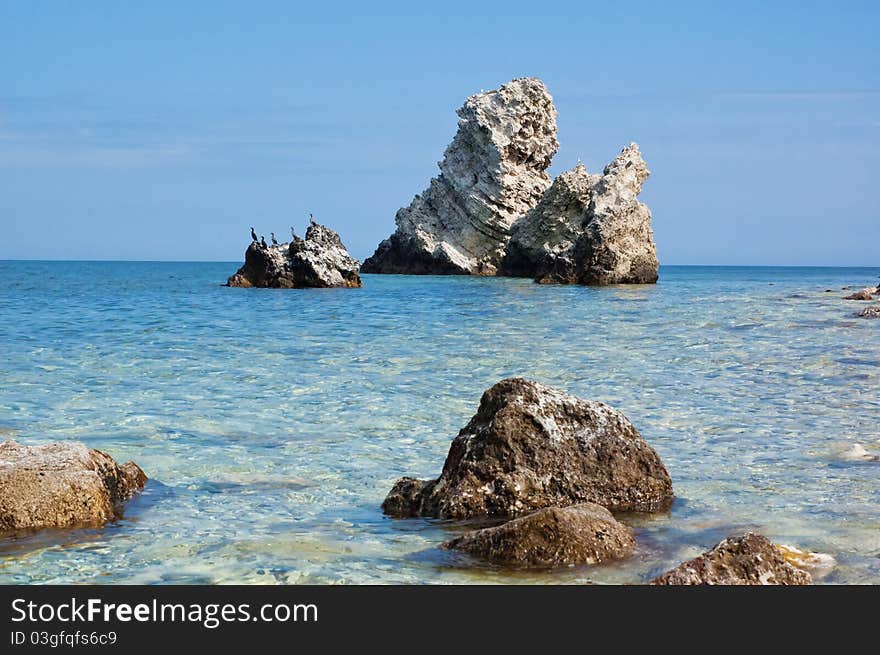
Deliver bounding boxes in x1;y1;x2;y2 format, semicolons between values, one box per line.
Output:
442;503;635;567
650;532;812;585
362;77;658;285
0;440;147;532
382;377;673;519
227;222;362;288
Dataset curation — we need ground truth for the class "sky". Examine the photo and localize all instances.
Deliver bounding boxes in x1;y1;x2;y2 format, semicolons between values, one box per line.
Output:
0;1;878;265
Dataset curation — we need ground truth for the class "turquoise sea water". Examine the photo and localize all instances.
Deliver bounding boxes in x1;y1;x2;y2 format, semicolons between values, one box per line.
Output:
0;262;878;584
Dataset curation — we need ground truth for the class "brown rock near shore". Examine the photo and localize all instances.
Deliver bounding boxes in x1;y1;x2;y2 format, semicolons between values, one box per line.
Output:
0;440;147;532
844;288;875;301
382;377;673;519
442;503;635;567
650;532;812;585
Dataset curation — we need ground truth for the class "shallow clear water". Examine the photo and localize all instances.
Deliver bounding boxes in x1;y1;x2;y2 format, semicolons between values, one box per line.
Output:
0;262;878;584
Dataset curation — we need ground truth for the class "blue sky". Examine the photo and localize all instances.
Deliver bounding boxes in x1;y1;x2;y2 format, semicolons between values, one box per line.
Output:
1;1;877;265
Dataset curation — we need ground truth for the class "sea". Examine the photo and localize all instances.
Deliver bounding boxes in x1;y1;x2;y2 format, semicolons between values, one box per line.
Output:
0;262;878;584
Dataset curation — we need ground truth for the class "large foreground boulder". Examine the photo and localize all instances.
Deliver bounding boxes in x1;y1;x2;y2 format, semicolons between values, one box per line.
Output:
0;441;147;532
361;78;559;275
227;222;362;288
442;503;635;567
506;144;658;285
382;378;673;519
650;533;812;585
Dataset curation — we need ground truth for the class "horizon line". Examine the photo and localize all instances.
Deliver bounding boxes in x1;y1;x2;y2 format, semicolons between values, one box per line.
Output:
0;259;877;269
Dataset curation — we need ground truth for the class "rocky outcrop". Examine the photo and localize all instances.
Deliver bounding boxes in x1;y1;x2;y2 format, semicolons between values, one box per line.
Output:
362;78;559;275
382;378;673;519
0;440;147;532
361;76;658;285
227;222;362;288
844;288;876;301
442;503;635;567
650;533;812;585
501;145;659;285
857;304;880;318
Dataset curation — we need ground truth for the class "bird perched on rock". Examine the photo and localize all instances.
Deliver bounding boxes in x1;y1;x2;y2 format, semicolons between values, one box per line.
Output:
270;232;279;246
260;235;268;249
250;226;258;242
309;213;316;226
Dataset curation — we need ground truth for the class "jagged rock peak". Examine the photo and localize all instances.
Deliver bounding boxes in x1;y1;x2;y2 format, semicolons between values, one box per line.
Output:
534;142;659;285
361;77;559;275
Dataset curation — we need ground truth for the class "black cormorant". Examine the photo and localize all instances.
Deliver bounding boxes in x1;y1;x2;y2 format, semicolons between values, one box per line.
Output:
260;235;268;249
250;226;258;242
309;213;316;226
271;232;279;246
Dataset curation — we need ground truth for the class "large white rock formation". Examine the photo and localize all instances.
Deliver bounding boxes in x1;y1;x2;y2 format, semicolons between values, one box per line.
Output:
362;78;559;275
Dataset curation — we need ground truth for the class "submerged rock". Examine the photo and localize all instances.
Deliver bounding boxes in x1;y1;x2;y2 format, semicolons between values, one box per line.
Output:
362;78;559;275
227;222;362;288
777;544;836;579
0;440;146;532
650;533;812;585
382;377;673;519
840;443;880;461
844;288;875;301
503;144;659;285
442;503;635;567
857;304;880;318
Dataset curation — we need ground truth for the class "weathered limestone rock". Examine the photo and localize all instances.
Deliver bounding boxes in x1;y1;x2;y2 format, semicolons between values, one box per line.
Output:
362;78;559;275
227;222;362;288
0;440;147;532
844;288;875;301
382;378;673;519
499;163;598;277
532;144;659;285
442;503;635;567
650;533;812;585
857;304;880;318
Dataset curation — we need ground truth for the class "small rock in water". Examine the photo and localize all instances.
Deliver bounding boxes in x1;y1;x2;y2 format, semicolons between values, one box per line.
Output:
776;544;836;580
0;440;146;532
844;288;875;301
442;503;635;568
227;221;362;289
650;532;811;585
857;304;880;319
840;443;880;461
